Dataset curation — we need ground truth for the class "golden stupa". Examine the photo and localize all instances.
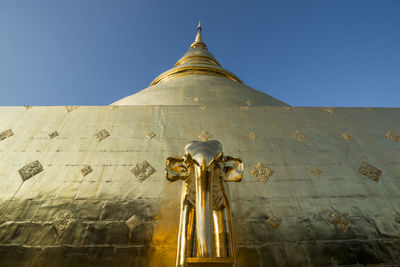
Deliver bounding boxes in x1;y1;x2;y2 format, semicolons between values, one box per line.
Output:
0;22;399;266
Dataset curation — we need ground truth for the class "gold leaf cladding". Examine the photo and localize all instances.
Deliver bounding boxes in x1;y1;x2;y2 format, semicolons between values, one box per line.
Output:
245;100;252;106
292;130;307;142
385;130;399;143
125;214;141;231
48;131;59;139
0;214;7;225
198;130;213;141
64;106;79;113
193;96;200;103
328;210;350;232
250;162;274;183
311;167;323;177
266;215;281;229
359;162;382;182
18;160;43;181
131;160;156;182
94;129;110;142
322;107;336;114
53;213;75;235
0;129;13;141
248;132;257;140
199;105;207;110
80;166;93;176
342;132;352;141
395;213;400;224
146;132;156;140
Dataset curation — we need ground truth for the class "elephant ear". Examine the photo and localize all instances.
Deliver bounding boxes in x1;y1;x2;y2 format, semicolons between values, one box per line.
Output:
165;157;188;182
223;156;244;182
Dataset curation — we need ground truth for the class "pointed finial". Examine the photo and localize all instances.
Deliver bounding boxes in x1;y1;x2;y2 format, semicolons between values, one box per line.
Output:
190;20;207;50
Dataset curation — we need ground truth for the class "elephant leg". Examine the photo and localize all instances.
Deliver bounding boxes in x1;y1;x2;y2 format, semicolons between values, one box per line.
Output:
186;205;195;257
224;205;235;258
176;191;194;266
212;208;231;257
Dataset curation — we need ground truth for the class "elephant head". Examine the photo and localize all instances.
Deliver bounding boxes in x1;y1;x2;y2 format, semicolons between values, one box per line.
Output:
166;140;243;183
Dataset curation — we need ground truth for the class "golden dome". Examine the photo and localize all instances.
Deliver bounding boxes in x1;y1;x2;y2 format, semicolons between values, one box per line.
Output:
112;23;288;106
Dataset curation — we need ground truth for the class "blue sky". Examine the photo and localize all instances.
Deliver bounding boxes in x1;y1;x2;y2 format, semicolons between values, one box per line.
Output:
0;0;399;107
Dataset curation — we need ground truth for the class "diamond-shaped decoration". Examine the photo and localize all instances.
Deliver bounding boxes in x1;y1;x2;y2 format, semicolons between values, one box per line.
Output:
292;130;307;142
311;167;323;177
250;162;274;183
359;162;382;182
94;129;110;142
198;130;213;141
146;132;156;140
200;105;207;110
193;96;200;103
48;131;59;139
385;130;399;143
328;210;350;232
249;132;257;140
283;107;291;110
342;132;352;141
24;106;32;110
64;106;79;113
240;106;249;111
131;160;156;182
80;166;93;176
322;107;336;114
0;129;13;142
53;213;75;235
245;100;252;106
18;160;43;181
266;215;281;229
125;214;141;231
109;105;118;110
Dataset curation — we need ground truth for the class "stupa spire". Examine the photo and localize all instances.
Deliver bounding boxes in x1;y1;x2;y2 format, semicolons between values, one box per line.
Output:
190;20;207;50
148;20;243;86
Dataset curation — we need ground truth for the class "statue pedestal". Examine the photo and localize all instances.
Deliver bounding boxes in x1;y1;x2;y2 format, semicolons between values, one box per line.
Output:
185;257;235;267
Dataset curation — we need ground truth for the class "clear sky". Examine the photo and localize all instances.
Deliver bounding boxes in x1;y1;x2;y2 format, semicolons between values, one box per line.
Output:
0;0;399;107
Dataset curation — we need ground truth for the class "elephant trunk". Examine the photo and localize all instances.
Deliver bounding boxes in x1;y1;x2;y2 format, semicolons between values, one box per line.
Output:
194;160;215;257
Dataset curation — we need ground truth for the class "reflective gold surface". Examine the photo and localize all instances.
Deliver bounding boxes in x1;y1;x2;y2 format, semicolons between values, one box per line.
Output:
186;257;235;267
2;20;400;267
113;74;288;106
112;24;288;107
166;140;243;266
174;55;221;67
148;21;243;87
190;21;207;50
150;66;243;86
0;106;400;266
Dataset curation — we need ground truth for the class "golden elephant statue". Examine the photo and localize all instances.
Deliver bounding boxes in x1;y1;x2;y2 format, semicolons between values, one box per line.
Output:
166;140;243;267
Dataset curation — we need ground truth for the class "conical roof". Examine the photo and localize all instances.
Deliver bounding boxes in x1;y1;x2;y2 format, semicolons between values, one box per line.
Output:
112;23;288;106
